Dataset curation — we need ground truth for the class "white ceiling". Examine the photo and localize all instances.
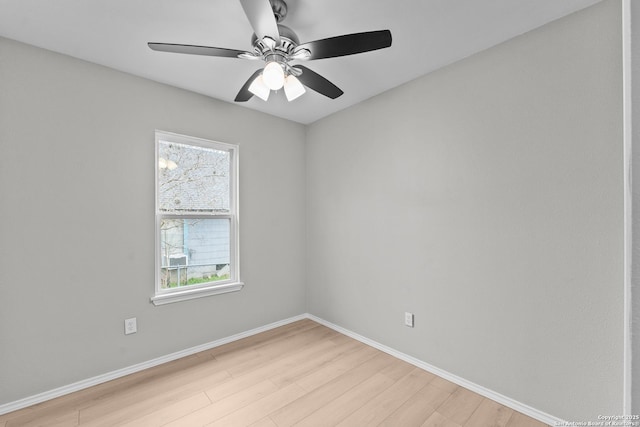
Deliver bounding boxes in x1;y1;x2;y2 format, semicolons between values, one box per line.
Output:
0;0;602;124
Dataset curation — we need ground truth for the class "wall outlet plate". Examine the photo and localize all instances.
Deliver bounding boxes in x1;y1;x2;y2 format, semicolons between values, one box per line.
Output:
124;317;137;335
404;312;414;328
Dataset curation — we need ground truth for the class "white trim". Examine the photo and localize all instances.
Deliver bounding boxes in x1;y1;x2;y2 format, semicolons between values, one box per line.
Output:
622;0;632;415
150;281;244;305
305;314;564;426
154;130;241;303
0;314;306;416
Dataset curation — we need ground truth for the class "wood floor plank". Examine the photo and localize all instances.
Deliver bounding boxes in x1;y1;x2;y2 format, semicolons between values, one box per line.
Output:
249;417;279;427
335;367;435;426
293;344;378;392
430;376;459;393
377;382;452;427
8;410;79;427
214;324;334;370
165;379;280;426
79;366;231;425
232;338;339;386
506;411;549;427
422;411;463;427
230;321;328;357
292;373;396;427
205;366;277;404
202;336;360;409
223;335;356;394
205;383;307;427
226;330;339;378
1;353;214;426
269;353;398;427
378;357;419;380
4;407;76;427
119;392;211;427
436;387;484;425
269;338;363;387
205;320;319;359
209;329;330;379
465;398;514;427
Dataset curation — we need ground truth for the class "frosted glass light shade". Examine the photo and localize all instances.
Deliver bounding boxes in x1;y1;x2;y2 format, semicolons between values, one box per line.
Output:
284;75;306;101
262;62;285;90
248;75;270;101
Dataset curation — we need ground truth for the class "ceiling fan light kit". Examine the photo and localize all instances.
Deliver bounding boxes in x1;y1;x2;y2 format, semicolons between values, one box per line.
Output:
283;75;306;101
262;61;285;90
148;0;392;103
248;74;270;101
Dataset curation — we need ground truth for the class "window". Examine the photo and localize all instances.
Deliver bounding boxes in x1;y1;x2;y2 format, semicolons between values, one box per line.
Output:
152;131;242;305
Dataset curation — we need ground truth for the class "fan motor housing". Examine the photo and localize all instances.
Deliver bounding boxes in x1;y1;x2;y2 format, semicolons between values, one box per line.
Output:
251;24;299;52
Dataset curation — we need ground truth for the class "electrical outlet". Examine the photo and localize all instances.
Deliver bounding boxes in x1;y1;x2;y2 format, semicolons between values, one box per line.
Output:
124;317;137;335
404;312;414;328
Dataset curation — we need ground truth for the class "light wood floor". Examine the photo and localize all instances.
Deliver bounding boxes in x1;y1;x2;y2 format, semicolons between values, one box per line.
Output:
0;319;548;427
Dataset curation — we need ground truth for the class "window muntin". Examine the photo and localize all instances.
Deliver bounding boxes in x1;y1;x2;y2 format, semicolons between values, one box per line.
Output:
153;131;241;305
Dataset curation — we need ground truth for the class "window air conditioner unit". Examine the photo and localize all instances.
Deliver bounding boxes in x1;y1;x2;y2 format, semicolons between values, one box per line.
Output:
169;254;187;266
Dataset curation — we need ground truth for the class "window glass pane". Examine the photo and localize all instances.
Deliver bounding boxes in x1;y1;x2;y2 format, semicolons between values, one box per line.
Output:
158;140;230;213
159;218;230;289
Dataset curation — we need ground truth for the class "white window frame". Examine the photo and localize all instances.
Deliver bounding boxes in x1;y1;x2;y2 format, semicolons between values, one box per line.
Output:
151;131;243;306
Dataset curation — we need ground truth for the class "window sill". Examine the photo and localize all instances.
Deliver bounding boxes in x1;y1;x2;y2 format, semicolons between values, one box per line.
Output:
150;281;244;306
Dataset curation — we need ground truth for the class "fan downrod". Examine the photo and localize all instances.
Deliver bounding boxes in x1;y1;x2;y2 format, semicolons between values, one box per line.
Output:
250;0;299;50
270;0;287;23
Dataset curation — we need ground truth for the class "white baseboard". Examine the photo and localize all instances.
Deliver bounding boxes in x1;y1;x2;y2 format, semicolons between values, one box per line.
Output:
305;314;563;426
1;312;563;425
0;314;307;416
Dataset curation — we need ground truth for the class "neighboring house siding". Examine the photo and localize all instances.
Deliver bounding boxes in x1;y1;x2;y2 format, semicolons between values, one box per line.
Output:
161;218;230;279
187;219;229;266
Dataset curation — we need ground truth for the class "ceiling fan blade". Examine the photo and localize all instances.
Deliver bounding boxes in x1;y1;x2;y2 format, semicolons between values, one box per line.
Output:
239;0;280;43
235;69;263;102
295;30;392;60
295;66;343;99
148;42;249;58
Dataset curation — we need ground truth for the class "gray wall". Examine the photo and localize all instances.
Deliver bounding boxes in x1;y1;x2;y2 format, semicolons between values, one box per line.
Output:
0;37;306;404
306;0;623;420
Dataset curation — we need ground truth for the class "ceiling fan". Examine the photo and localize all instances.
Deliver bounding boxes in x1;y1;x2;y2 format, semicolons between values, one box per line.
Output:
148;0;392;102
